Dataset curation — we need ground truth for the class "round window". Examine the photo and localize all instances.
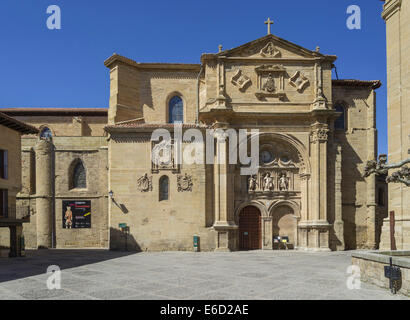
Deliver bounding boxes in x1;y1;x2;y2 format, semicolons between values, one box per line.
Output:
281;155;290;163
260;150;273;164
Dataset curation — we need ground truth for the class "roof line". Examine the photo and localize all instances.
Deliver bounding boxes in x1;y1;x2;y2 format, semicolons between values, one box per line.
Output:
332;79;382;90
0;108;108;116
0;112;39;134
104;53;201;70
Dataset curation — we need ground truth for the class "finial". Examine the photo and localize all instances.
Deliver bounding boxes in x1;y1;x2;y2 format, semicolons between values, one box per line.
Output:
218;44;223;53
315;46;320;52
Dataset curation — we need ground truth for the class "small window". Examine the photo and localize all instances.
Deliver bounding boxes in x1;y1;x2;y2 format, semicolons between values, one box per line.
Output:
40;127;53;140
0;189;8;217
0;150;8;179
334;103;346;130
159;176;169;201
169;96;183;123
72;161;86;189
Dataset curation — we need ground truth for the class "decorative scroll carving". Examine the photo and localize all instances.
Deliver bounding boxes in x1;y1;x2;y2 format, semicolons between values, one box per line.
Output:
289;71;310;92
310;129;329;143
177;173;193;192
255;65;287;100
260;42;281;58
231;69;252;92
137;173;152;192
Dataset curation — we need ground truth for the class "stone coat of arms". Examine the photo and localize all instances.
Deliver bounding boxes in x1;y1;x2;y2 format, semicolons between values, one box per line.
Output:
137;173;152;192
263;73;276;93
177;173;193;192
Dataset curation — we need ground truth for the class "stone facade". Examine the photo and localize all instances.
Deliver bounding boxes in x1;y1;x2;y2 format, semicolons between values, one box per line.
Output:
1;33;387;252
380;0;410;250
0;110;109;249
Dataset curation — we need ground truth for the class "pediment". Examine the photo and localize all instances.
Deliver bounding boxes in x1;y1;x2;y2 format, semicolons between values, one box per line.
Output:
217;34;326;60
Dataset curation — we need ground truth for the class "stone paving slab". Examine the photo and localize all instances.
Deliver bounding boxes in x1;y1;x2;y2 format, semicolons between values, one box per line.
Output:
0;249;408;300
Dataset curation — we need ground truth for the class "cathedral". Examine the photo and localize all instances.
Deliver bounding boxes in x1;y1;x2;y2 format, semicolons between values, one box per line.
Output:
0;31;387;252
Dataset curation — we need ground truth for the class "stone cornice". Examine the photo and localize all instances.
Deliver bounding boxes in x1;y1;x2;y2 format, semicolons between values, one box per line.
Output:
104;53;200;71
382;0;402;21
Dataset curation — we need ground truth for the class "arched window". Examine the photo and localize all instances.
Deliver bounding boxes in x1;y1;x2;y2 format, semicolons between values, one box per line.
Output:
334;103;346;130
40;127;53;140
72;161;86;189
168;96;183;123
159;176;169;201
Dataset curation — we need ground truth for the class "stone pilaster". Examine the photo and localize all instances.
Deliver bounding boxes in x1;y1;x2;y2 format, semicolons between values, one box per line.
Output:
35;139;54;248
302;123;331;251
334;144;345;250
212;125;237;251
262;217;273;250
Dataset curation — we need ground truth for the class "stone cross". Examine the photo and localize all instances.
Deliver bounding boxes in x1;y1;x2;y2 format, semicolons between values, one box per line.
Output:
265;18;274;35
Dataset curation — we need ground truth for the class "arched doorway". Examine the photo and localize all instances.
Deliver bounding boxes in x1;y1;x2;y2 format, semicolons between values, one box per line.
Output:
239;206;261;250
272;205;297;249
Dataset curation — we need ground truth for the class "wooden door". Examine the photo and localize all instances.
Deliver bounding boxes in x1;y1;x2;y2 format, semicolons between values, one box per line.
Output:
239;206;261;250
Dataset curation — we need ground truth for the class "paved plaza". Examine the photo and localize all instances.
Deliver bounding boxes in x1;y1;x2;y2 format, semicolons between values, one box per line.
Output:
0;249;408;300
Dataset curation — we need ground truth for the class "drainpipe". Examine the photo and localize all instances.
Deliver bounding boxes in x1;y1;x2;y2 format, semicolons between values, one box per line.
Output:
196;65;204;124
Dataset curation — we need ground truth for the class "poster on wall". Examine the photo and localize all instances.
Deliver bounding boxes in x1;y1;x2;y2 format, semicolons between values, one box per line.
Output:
62;200;91;229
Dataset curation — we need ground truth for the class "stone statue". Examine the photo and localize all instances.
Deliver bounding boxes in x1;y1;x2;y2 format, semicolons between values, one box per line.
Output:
248;175;257;192
263;172;274;191
279;173;289;191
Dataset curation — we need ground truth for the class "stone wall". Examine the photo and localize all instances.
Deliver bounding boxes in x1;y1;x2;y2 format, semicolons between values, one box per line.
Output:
332;86;378;249
108;132;215;251
352;251;410;296
17;136;109;249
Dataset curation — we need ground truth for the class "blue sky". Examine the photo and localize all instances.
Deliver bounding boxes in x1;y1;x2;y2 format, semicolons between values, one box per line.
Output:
0;0;388;154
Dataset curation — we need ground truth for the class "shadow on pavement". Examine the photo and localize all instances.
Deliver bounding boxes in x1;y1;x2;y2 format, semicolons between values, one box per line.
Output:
0;249;137;283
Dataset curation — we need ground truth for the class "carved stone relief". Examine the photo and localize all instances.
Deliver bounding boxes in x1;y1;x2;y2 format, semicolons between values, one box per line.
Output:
246;141;300;195
231;69;252;92
310;129;329;143
151;139;179;173
177;173;193;192
289;71;310;92
137;173;153;192
260;42;281;58
255;65;287;100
